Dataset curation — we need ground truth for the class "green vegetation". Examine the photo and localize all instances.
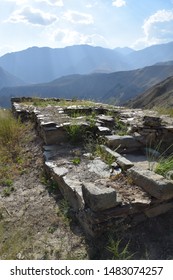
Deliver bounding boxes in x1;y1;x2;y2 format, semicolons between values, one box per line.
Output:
65;124;83;144
107;238;134;260
154;107;173;117
72;157;81;165
56;199;71;226
0;109;32;187
3;186;14;197
155;156;173;177
22;98;96;108
95;144;115;166
114;117;128;136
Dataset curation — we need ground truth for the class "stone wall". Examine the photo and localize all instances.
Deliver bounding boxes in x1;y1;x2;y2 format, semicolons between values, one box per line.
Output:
11;97;173;236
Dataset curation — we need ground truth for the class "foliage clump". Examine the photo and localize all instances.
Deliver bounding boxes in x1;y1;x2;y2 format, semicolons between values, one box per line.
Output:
0;110;32;187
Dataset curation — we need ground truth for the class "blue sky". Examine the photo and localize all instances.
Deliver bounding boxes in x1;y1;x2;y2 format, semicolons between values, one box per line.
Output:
0;0;173;55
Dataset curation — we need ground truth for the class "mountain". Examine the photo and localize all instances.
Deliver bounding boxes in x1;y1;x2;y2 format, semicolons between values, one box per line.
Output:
1;63;173;108
0;66;25;90
0;41;173;84
0;66;25;108
114;47;134;55
0;45;130;84
126;41;173;69
127;76;173;109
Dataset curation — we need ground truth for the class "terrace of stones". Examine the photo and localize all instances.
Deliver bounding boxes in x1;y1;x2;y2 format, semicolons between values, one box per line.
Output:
12;97;173;236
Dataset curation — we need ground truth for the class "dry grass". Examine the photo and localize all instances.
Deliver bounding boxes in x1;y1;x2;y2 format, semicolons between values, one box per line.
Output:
0;110;33;186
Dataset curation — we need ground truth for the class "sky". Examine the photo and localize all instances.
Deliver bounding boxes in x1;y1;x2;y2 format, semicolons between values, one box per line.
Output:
0;0;173;56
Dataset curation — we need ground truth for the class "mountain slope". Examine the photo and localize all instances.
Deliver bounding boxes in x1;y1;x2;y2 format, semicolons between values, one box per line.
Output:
128;76;173;108
0;66;25;90
1;64;173;108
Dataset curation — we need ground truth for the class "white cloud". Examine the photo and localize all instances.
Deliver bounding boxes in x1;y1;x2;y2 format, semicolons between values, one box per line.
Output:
143;9;173;38
4;0;63;6
86;2;98;9
112;0;126;8
38;0;64;6
63;10;94;25
6;6;58;25
52;28;107;47
133;9;173;49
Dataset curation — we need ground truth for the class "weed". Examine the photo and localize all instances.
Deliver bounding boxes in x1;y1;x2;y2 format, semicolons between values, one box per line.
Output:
47;179;59;194
48;225;57;234
95;144;115;166
65;124;83;144
72;157;81;165
107;238;134;260
2;179;13;187
2;186;14;197
155;156;173;177
146;140;173;175
114;117;128;136
56;199;71;225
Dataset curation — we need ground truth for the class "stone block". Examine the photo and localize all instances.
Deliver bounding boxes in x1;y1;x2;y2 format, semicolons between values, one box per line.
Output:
116;156;134;170
99;145;133;170
143;116;162;127
144;202;173;218
105;135;142;152
82;182;120;211
41;126;68;145
128;167;173;200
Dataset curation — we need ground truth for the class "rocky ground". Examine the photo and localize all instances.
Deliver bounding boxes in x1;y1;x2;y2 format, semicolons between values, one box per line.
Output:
1;111;173;260
0;126;89;260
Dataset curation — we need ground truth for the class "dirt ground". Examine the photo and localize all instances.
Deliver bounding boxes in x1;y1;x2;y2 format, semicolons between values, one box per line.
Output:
0;125;173;260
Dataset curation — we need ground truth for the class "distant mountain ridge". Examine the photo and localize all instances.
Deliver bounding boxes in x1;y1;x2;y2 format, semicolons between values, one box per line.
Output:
1;63;173;108
0;45;130;84
0;41;173;84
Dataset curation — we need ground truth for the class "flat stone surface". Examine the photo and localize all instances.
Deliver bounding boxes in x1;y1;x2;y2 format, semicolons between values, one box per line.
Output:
100;145;120;159
82;182;120;211
116;156;134;170
87;158;110;178
128;167;173;200
105;135;142;151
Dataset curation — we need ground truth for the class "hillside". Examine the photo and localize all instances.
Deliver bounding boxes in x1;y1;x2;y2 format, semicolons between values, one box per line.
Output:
1;64;173;108
0;42;173;84
0;66;25;89
128;76;173;108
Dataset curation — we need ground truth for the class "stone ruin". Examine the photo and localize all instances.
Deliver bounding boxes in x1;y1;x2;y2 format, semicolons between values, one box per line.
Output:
11;97;173;236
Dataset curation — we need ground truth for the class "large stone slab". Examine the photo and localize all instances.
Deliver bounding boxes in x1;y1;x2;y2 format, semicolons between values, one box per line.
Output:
128;167;173;200
105;135;142;152
82;182;120;211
